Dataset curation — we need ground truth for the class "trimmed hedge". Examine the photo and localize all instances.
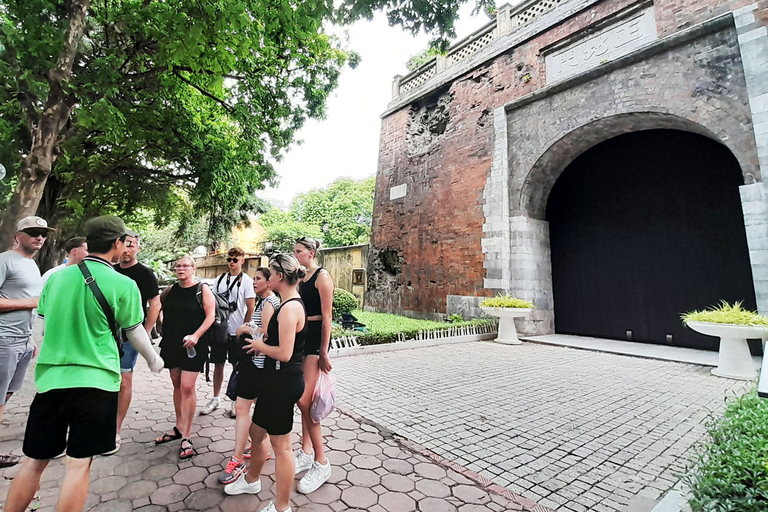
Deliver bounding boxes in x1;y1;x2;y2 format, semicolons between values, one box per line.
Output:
685;391;768;511
332;288;358;319
333;310;496;346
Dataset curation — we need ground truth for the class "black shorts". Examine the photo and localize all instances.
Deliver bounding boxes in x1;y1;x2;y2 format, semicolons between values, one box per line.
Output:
23;388;118;459
235;361;259;400
252;370;304;436
304;321;322;357
209;335;240;365
160;338;209;373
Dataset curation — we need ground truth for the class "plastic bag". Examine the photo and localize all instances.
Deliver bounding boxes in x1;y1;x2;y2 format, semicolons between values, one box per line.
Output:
310;371;336;423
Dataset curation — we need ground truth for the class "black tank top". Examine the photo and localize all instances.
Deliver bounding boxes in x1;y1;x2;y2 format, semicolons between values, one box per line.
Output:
299;267;324;317
262;297;306;372
162;283;207;346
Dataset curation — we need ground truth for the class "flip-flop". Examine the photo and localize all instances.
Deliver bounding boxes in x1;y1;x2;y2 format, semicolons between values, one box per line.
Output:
155;426;182;445
179;438;197;460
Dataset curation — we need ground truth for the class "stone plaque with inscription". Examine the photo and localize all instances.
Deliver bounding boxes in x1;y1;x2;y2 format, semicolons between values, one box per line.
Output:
546;8;658;84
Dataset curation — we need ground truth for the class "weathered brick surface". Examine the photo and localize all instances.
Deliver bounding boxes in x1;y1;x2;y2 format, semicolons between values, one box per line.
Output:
369;0;768;318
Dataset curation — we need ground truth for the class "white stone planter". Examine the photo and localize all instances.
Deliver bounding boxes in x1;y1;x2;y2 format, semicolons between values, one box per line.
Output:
480;307;532;345
686;321;768;380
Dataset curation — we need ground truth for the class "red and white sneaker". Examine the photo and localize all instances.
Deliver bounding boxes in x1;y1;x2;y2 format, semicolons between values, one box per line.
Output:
218;456;246;485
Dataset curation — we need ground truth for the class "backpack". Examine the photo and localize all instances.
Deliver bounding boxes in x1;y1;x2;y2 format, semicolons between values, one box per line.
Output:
195;274;241;345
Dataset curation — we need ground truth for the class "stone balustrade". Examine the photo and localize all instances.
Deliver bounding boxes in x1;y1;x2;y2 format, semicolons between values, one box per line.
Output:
392;0;570;99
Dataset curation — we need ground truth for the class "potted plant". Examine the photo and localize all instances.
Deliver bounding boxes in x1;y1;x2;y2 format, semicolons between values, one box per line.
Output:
682;301;768;380
480;294;534;345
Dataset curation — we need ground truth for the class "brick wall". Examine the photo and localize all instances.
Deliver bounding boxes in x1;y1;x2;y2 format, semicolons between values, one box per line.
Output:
369;0;768;317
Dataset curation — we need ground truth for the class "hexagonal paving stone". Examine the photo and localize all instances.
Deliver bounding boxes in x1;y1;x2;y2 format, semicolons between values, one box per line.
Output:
304;483;342;504
114;459;150;477
416;479;451;498
173;466;209;485
117;480;157;500
414;462;447;480
89;475;128;494
382;473;416;493
184;488;224;510
142;463;178;480
351;454;382;470
347;469;382;487
379;491;417;512
89;499;133;512
342;486;379;509
149;483;190;506
383;459;413;475
418;497;459;512
453;484;491;504
219;494;262;512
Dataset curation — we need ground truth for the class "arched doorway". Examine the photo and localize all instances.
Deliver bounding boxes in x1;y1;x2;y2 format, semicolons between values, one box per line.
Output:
546;129;757;350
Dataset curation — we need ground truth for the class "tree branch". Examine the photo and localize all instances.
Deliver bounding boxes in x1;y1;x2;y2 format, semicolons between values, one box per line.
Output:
172;71;236;114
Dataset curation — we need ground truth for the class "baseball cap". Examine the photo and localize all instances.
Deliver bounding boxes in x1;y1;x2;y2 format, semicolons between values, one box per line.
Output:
83;215;129;241
17;216;56;232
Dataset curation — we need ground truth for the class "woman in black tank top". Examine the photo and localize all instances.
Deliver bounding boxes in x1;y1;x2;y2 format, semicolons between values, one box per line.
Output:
292;237;335;494
223;254;307;512
155;256;216;460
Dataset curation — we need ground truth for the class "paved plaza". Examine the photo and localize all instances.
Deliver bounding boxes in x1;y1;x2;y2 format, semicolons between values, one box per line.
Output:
333;341;751;512
0;348;533;512
0;339;752;511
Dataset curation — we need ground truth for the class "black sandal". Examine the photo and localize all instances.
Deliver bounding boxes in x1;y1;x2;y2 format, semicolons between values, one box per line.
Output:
179;438;196;460
155;426;182;445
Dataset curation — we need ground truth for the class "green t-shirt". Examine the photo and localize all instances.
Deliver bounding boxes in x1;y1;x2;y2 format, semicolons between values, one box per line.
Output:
36;257;144;393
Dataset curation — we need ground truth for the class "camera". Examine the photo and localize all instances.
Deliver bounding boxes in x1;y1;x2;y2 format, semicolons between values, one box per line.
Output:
228;301;237;311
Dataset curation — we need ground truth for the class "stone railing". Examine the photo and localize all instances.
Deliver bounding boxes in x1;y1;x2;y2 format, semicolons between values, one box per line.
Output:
392;0;572;99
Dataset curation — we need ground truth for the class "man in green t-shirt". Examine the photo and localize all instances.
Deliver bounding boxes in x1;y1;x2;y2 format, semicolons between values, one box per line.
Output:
5;216;164;512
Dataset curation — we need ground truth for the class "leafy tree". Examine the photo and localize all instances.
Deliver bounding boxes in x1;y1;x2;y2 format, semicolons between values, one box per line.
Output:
0;0;353;248
290;176;374;247
0;0;489;248
258;207;322;252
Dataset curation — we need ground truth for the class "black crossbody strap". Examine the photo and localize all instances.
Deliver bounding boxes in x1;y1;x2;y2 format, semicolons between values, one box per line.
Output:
78;262;120;344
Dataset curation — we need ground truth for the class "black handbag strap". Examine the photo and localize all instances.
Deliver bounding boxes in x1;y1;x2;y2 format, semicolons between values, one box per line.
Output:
78;262;120;345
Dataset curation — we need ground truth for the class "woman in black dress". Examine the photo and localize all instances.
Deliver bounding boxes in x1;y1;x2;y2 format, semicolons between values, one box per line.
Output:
154;256;215;459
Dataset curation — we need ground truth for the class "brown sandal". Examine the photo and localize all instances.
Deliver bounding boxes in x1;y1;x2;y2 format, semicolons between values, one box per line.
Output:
155;426;182;445
179;438;196;460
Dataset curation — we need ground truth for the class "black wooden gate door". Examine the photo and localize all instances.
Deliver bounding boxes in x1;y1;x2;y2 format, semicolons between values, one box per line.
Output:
546;130;757;351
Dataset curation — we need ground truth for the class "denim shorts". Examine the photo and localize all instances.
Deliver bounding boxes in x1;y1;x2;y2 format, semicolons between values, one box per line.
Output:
0;336;34;404
119;341;139;373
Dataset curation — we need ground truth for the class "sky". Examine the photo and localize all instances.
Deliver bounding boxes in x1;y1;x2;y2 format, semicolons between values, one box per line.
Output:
260;6;501;206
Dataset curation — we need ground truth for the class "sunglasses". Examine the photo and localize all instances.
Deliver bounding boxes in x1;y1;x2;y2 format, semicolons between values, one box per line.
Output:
226;257;240;263
125;241;135;248
22;229;48;238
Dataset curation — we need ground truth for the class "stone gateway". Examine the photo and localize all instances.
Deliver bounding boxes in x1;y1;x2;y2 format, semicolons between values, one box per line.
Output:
368;0;768;350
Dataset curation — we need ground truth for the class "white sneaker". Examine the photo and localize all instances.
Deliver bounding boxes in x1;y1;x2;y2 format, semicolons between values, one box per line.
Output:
259;502;292;512
297;460;332;494
224;473;262;495
294;449;314;474
200;398;220;415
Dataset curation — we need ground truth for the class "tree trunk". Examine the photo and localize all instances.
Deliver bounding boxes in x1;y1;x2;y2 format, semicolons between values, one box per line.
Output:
35;176;68;272
0;0;91;251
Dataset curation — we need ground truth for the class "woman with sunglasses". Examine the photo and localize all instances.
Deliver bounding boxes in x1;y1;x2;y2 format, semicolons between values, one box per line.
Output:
224;254;307;512
154;256;215;459
292;236;334;493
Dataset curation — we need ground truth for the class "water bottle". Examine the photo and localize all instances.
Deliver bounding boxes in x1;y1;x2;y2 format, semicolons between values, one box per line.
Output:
184;336;196;358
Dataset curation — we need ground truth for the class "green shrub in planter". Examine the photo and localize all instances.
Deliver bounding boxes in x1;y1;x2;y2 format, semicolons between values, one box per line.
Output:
480;294;533;309
685;391;768;511
332;288;358;319
681;301;768;327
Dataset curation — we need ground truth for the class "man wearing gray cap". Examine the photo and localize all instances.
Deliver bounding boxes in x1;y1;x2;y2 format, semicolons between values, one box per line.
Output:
0;216;54;468
4;215;164;512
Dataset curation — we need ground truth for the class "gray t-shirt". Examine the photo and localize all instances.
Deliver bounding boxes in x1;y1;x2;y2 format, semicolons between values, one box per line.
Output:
0;250;42;338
